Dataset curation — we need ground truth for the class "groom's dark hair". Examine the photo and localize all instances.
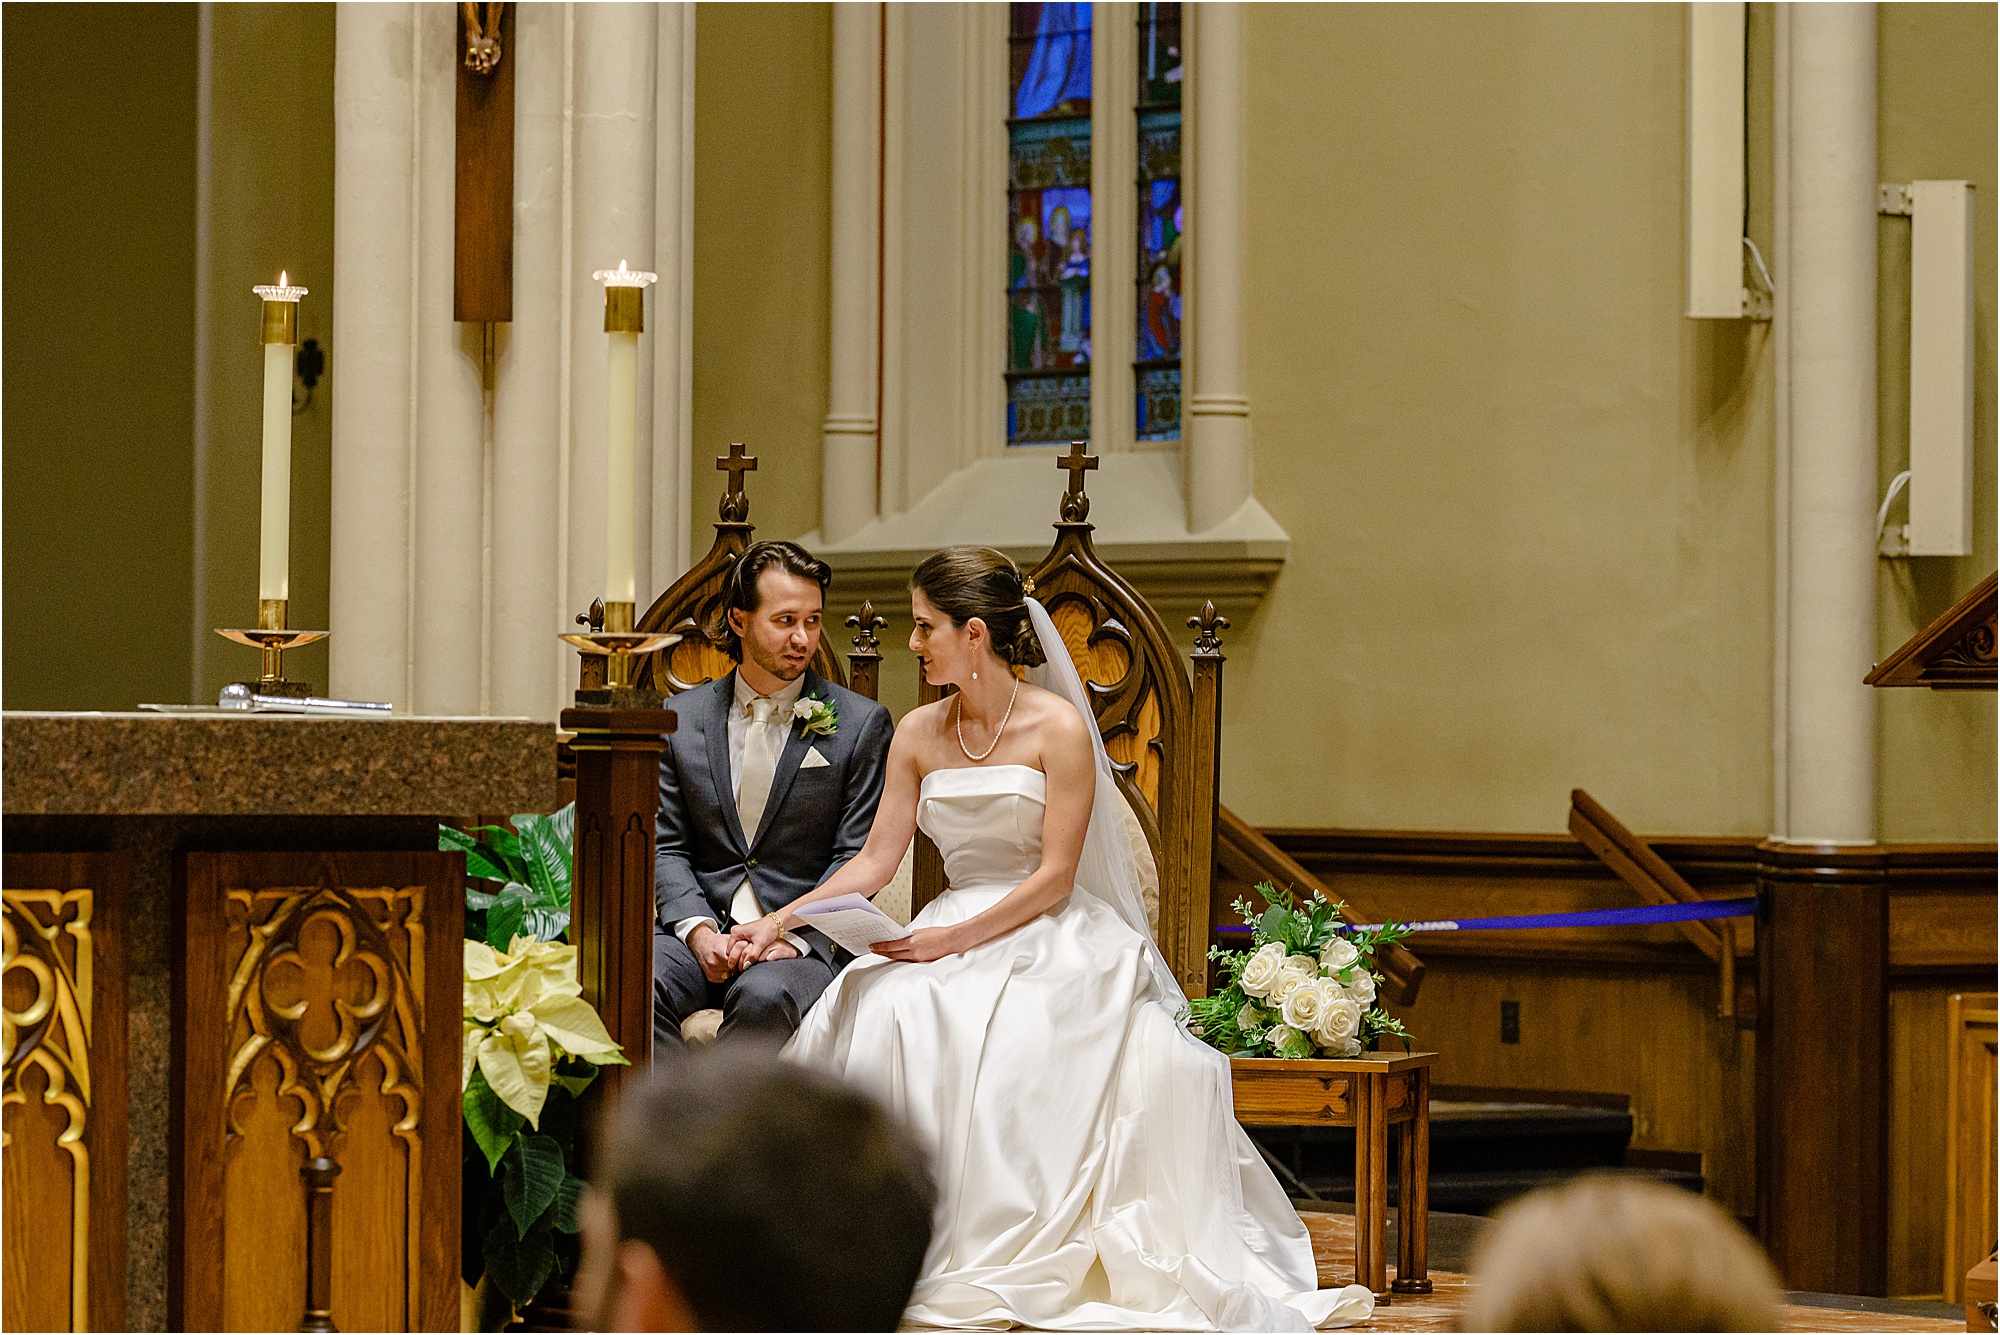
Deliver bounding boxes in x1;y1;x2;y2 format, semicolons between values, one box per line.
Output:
707;540;833;661
598;1043;936;1331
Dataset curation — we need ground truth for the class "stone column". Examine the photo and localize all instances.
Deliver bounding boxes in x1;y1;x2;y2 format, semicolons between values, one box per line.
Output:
330;3;418;708
1184;1;1251;534
822;3;882;545
489;0;568;721
1759;6;1886;1298
568;3;659;625
653;5;697;582
410;1;486;717
332;1;692;720
1783;3;1877;845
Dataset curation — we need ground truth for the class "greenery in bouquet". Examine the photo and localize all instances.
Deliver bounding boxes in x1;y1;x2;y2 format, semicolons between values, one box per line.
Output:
1190;881;1414;1059
442;808;627;1323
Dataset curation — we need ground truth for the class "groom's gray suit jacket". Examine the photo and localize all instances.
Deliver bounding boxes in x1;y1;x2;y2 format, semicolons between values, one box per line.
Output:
653;668;895;971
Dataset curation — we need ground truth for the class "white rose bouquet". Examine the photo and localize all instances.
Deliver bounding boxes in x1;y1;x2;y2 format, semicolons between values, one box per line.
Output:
1188;881;1413;1059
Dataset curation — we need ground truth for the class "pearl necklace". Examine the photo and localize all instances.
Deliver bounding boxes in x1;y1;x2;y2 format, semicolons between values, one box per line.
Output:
955;678;1021;762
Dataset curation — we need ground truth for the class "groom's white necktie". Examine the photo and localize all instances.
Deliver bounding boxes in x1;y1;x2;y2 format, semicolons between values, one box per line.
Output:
734;694;789;844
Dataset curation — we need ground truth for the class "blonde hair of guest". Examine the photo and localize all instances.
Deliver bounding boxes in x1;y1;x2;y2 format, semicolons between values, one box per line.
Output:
1461;1173;1783;1332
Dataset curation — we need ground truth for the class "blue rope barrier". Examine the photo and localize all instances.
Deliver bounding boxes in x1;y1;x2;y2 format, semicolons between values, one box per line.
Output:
1212;896;1758;937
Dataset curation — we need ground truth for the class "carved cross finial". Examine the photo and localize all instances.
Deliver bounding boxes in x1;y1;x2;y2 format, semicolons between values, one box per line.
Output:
1057;441;1098;522
846;601;887;656
1189;601;1230;656
717;443;757;522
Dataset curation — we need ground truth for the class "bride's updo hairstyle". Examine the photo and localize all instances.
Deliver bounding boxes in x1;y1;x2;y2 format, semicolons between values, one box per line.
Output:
910;546;1047;668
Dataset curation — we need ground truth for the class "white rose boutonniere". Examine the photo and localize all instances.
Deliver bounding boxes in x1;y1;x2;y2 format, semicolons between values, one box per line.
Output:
1239;942;1287;1000
793;693;838;738
1319;934;1360;975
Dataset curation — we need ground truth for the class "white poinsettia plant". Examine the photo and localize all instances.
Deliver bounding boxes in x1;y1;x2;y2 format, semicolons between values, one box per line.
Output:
1190;882;1414;1059
463;934;626;1127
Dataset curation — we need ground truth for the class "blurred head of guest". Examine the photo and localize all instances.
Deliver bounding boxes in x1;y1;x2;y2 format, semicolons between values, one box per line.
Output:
1462;1172;1783;1332
574;1043;936;1332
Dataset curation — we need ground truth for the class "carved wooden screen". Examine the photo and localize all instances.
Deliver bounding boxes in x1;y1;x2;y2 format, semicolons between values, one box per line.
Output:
178;851;460;1332
2;853;129;1333
632;446;846;696
912;446;1222;996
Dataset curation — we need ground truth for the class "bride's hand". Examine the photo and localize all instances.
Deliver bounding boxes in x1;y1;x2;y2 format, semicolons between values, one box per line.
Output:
730;915;783;960
872;926;961;963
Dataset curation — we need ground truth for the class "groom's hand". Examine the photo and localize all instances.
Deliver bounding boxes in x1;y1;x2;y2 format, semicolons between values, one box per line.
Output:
729;915;784;961
688;923;737;984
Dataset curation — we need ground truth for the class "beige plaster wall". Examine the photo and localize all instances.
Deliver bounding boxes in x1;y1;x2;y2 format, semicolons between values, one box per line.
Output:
1218;2;1994;839
1231;3;1777;835
0;3;337;711
196;3;338;706
689;3;833;559
1872;3;1997;842
3;4;198;710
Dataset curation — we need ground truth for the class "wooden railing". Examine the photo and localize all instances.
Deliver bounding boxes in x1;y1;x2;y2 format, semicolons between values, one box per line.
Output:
1568;788;1751;1021
1214;804;1426;1005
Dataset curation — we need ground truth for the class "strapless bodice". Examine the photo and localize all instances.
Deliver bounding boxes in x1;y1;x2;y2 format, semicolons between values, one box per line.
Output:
917;763;1046;892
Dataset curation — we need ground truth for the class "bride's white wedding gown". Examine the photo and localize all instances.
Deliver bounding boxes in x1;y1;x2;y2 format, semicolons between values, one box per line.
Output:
785;764;1374;1331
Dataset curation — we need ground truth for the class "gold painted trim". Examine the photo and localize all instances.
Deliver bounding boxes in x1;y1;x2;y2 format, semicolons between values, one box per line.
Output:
261;299;298;345
3;888;94;1331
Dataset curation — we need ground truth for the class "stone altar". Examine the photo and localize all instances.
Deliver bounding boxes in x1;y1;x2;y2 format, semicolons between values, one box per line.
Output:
2;712;555;1332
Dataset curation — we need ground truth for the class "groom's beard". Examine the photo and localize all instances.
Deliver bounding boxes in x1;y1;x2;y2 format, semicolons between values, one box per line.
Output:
743;637;812;683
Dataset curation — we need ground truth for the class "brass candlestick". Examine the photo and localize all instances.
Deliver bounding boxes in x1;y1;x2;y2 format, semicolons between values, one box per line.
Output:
217;598;328;699
560;599;678;708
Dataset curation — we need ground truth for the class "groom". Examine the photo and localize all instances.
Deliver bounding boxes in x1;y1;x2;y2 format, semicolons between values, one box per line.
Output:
652;540;895;1050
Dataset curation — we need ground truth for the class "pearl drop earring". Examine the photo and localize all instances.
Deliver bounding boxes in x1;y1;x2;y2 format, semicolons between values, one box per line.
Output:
973;670;980;681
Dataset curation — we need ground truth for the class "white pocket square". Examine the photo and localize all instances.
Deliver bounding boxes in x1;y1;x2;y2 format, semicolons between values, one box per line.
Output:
800;747;831;769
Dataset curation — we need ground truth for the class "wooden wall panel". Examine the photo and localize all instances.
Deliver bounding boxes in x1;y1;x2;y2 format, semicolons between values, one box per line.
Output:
1382;960;1757;1216
2;852;128;1333
177;852;459;1333
1888;982;1996;1297
1245;826;1996;1288
1944;992;1998;1304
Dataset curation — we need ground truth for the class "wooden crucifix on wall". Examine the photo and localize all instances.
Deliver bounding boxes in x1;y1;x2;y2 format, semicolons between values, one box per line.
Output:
455;2;514;323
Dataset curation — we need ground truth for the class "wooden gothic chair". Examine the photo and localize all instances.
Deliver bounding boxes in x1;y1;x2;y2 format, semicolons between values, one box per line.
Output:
907;444;1423;1005
595;444;895;1044
626;442;887;698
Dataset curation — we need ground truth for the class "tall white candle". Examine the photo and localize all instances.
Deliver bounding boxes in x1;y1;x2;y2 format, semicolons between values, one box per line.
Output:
604;329;638;604
252;273;306;602
594;261;657;608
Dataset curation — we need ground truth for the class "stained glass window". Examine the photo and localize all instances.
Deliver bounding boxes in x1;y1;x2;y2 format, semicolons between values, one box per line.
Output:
1007;3;1092;446
1135;2;1181;442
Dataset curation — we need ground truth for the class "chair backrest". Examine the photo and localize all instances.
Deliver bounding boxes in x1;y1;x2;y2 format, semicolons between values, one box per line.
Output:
629;444;852;696
911;444;1223;996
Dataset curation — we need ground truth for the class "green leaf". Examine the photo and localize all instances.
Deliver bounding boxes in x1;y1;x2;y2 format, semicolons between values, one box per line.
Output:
483;1214;556;1308
517;814;572;910
545;802;576;856
551;1175;585;1234
550;1067;597;1099
440;824;516;885
464;1070;525;1174
1258;905;1288;945
503;1132;566;1238
521;906;570;944
486;890;528;950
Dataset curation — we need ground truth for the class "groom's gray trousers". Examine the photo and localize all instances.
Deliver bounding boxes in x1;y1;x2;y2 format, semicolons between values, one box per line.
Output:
652;934;835;1050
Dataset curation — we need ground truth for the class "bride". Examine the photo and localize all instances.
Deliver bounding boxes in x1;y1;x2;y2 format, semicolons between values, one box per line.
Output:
731;547;1374;1331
